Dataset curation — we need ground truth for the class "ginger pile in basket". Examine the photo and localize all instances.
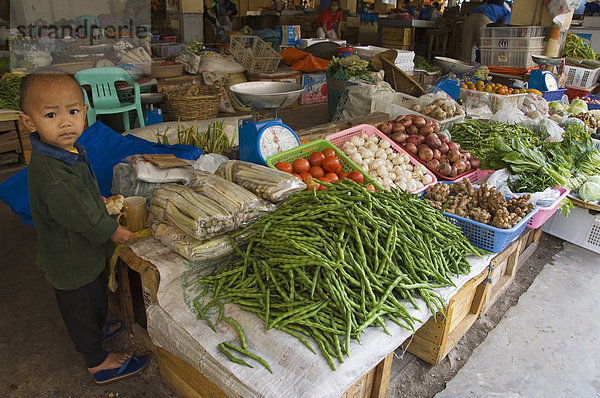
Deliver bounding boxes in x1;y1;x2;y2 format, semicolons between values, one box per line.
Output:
424;179;535;229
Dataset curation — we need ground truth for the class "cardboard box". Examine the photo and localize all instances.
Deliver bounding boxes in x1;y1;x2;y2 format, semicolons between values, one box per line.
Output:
300;73;327;104
277;25;301;46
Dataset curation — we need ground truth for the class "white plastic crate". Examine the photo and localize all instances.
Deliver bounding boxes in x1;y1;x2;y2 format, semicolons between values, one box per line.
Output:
483;26;545;38
459;89;527;114
593;138;600;151
543;204;600;254
370;92;465;131
396;61;414;73
479;36;545;50
563;65;600;89
480;47;544;69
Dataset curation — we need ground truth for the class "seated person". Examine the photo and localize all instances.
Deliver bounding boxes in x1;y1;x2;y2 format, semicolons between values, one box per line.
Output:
315;0;343;39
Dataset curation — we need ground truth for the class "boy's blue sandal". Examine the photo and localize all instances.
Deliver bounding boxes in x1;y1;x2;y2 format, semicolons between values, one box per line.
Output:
102;320;124;343
93;355;148;385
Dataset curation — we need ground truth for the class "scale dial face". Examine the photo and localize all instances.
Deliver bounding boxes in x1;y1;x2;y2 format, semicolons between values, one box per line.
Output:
544;72;559;91
258;124;299;161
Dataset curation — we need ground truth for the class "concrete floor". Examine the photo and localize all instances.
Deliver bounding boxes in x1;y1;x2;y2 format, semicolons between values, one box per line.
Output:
436;243;600;398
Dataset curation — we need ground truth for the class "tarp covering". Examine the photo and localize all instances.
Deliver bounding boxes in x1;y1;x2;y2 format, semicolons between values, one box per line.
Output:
0;122;202;225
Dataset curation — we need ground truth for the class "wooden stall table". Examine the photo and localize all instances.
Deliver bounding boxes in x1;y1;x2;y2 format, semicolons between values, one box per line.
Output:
0;110;27;165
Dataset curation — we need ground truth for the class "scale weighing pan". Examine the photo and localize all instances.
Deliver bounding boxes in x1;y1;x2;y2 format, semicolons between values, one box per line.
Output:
529;55;564;91
434;57;475;75
229;82;304;110
531;55;564;67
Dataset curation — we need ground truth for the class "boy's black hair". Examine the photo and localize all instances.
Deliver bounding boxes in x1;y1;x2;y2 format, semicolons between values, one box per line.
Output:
19;69;82;112
330;0;340;5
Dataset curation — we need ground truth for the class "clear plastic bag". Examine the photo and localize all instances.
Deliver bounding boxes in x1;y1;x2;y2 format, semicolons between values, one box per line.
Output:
112;162;166;201
187;171;276;226
485;168;562;207
215;160;306;203
490;104;526;124
151;220;236;263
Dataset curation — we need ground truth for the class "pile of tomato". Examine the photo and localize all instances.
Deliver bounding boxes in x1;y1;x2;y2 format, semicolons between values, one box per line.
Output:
460;80;529;95
275;148;374;191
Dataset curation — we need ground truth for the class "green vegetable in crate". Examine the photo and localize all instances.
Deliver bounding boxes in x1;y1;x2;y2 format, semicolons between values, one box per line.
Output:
562;34;596;60
567;99;589;115
413;55;440;73
579;176;600;202
472;65;490;81
186;40;206;54
327;55;373;80
199;179;484;370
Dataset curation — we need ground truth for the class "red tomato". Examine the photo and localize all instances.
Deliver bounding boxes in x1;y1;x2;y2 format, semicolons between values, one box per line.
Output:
320;83;328;97
322;157;342;174
318;177;331;190
348;170;364;184
299;172;312;181
300;139;310;145
325;172;339;183
322;148;336;158
292;173;301;179
275;161;293;173
305;177;320;191
339;171;349;180
308;151;326;167
310;166;325;179
292;158;311;174
366;184;376;192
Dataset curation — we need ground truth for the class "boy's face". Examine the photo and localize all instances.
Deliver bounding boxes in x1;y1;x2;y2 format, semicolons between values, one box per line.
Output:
330;2;339;12
20;77;88;151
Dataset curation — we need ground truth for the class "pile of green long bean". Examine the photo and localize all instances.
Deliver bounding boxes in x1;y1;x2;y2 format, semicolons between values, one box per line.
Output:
199;180;484;370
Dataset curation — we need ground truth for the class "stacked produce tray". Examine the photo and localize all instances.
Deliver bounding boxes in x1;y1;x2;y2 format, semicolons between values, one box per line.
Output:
459;89;527;114
526;187;570;229
370;92;465;131
266;139;381;189
325;124;437;193
563;65;600;89
483;26;545;38
541;88;567;102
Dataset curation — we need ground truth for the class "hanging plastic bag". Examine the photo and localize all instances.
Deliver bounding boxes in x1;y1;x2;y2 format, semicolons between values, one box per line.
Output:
490;104;526;124
485;168;562;206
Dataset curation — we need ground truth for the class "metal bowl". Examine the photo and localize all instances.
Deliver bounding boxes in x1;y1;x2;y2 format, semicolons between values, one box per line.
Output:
229;82;304;109
434;56;474;75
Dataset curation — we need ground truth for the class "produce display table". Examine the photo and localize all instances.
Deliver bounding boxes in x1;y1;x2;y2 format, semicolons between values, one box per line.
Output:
117;236;494;397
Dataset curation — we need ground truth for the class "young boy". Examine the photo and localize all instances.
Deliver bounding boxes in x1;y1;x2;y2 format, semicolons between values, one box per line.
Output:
19;70;147;384
315;0;342;39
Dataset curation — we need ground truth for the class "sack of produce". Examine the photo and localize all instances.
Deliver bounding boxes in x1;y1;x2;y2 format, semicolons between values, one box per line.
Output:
151;220;236;264
215;160;306;203
187;172;276;226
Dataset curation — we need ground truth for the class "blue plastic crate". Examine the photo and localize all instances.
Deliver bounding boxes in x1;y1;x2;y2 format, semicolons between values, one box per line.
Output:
584;94;600;110
422;182;539;252
541;88;566;102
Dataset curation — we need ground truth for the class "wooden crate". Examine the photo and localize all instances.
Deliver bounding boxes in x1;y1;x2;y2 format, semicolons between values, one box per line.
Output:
480;235;522;315
157;345;394;398
402;265;489;366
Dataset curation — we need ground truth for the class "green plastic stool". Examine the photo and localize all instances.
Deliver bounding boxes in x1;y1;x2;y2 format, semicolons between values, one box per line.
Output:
75;67;145;131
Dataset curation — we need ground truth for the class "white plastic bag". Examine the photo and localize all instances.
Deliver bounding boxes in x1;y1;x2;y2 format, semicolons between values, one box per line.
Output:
485;169;562;207
341;80;394;119
130;155;194;184
490;104;526;124
193;153;229;173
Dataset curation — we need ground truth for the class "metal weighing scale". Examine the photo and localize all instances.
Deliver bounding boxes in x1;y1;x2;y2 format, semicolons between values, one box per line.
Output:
433;57;480;101
529;55;563;91
229;82;305;165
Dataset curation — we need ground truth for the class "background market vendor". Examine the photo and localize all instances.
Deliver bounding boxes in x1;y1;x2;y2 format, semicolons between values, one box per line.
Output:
461;0;511;62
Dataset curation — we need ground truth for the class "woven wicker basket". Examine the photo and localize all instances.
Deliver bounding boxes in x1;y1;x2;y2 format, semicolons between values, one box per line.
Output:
381;58;425;97
166;85;221;121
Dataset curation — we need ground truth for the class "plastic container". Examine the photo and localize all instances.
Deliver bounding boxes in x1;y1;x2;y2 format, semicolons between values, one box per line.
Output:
325;124;437;194
583;94;600;110
541;88;567;102
459;88;527;114
265;139;381;189
563;65;600;89
228;35;282;74
479;36;545;50
370;92;465;131
565;84;598;101
337;47;356;58
526;187;570;229
483;26;545;38
543;203;600;254
428;183;539;252
479;47;544;69
396;61;415;73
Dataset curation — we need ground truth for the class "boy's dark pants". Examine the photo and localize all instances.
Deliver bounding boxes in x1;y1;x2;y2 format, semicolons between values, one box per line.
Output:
53;271;109;368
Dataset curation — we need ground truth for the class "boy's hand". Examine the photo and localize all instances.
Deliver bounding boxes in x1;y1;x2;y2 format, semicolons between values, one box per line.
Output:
111;225;135;244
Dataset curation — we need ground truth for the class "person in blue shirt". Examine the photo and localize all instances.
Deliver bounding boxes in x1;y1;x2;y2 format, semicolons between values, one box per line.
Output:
461;0;511;62
403;0;416;16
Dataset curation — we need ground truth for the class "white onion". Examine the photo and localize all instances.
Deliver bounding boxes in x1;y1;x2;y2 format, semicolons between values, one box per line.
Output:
422;174;433;185
400;153;411;163
358;147;373;159
360;132;369;141
406;180;417;192
375;149;387;159
387;171;397;180
393;165;404;175
379;139;391;149
350;152;363;164
376;166;388;178
343;142;356;153
367;135;379;144
385;147;394;155
383;177;394;187
397;181;407;191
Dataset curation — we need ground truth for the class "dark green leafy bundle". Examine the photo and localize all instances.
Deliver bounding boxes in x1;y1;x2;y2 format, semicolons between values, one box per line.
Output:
199;180;484;370
0;74;24;110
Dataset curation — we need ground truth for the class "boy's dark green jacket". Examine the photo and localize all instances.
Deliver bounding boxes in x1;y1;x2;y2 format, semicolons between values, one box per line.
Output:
28;132;118;290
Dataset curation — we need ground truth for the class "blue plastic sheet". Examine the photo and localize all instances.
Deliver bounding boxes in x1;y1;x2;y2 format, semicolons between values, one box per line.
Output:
0;122;202;225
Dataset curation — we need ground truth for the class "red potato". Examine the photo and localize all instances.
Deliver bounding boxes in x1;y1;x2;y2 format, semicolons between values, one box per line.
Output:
392;123;406;133
447;149;460;163
439;142;449;155
438;133;449;143
439;163;452;176
433;148;441;160
407;125;419;135
470;158;481;169
413;116;426;129
378;122;393;135
448;141;460;151
426;133;441;149
325;172;339;182
391;132;408;144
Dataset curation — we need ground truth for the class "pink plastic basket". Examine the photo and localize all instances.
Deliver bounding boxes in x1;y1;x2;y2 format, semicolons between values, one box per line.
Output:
527;187;570;229
325;124;437;194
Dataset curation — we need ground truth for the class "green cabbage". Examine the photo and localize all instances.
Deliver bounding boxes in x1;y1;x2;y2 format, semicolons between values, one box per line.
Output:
586;175;600;185
567;99;589;115
579;180;600;202
549;101;565;112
